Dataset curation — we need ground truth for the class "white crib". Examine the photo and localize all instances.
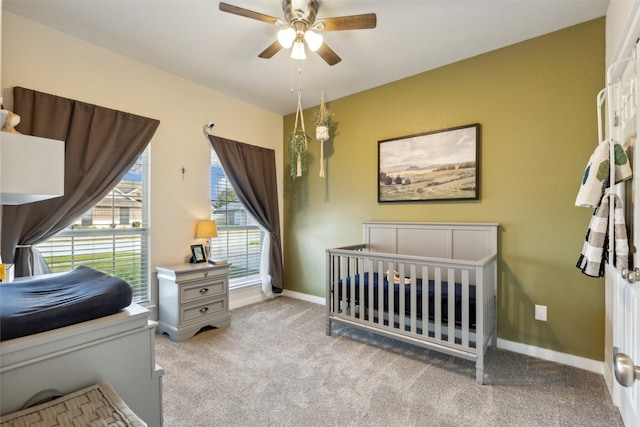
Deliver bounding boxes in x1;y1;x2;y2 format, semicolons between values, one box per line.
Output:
326;222;498;384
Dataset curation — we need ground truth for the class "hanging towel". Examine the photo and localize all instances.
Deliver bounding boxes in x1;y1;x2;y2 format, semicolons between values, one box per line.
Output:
575;140;632;208
577;193;629;277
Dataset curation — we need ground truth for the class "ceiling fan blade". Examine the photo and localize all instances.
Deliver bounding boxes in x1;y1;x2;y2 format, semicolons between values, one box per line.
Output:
316;43;341;66
320;13;377;31
219;2;280;25
259;40;283;59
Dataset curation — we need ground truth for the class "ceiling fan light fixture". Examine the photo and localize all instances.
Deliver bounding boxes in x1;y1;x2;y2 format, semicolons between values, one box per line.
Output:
219;1;376;66
277;27;296;49
303;30;323;52
291;39;306;60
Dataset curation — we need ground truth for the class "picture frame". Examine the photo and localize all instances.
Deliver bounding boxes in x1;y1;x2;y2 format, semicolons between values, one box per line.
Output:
190;244;206;263
378;123;480;203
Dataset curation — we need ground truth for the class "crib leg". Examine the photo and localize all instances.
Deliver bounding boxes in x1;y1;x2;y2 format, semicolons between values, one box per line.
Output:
326;319;332;336
476;367;485;385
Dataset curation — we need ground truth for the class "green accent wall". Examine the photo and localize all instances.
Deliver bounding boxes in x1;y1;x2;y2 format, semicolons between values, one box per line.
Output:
283;18;606;361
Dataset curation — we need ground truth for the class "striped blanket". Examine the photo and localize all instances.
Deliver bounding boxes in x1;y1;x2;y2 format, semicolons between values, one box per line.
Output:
577;193;629;278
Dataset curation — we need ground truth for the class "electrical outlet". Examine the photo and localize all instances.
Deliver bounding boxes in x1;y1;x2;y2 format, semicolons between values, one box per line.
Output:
535;304;547;321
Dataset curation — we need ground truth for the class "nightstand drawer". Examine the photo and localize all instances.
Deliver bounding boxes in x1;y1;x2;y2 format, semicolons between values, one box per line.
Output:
176;269;220;284
181;298;226;325
181;278;226;303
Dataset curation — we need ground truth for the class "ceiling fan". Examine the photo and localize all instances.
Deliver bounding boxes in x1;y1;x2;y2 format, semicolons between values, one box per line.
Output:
219;0;376;66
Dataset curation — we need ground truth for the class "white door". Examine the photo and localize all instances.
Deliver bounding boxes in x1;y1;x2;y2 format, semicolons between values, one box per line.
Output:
609;37;640;427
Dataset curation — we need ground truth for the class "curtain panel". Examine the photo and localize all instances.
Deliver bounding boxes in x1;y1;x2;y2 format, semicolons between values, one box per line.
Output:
208;135;284;294
1;87;160;276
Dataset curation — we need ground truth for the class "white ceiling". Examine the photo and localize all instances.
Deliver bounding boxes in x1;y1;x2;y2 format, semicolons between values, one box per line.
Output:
3;0;609;116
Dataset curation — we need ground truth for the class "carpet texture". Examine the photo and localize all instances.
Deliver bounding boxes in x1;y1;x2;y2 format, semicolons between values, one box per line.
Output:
155;297;623;426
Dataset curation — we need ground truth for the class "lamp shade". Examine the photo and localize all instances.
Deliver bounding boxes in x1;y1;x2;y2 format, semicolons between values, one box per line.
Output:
195;220;218;239
277;28;296;49
304;30;323;52
291;40;306;60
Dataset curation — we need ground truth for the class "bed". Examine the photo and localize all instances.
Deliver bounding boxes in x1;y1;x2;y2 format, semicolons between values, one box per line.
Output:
326;222;498;384
0;268;163;425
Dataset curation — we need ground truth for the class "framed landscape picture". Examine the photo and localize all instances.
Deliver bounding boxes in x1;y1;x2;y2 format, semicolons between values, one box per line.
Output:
378;123;479;203
190;244;206;263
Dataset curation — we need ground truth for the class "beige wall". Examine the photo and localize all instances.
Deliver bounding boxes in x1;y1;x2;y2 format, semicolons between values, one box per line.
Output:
1;12;284;307
284;19;606;361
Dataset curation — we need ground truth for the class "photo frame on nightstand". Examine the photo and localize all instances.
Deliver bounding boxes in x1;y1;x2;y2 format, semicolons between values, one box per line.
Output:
190;244;206;263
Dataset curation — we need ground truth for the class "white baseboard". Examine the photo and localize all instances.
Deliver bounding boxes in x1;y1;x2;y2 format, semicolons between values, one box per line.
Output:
229;286;325;310
497;338;604;374
235;287;605;375
282;289;325;305
229;284;269;310
250;289;606;375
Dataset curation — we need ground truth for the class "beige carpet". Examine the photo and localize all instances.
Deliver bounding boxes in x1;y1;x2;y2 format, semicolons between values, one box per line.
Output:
155;296;623;426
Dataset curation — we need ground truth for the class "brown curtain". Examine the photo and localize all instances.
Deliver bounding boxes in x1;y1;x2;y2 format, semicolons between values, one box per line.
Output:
208;135;284;293
1;87;160;277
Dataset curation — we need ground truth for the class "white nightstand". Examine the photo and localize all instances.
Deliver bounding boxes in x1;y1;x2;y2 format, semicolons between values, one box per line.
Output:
156;263;230;342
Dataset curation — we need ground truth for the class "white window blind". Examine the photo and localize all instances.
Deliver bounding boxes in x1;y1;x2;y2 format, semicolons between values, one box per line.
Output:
210;149;264;284
36;150;150;302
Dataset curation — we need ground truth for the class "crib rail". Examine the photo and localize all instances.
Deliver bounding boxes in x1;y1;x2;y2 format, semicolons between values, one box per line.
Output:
326;244;497;382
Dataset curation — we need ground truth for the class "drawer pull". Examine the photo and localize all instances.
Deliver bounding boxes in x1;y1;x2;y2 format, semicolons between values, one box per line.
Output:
204;272;209;277
199;288;209;294
199;307;209;314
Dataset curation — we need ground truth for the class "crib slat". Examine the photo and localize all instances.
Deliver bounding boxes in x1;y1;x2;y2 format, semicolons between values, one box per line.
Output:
377;261;384;326
367;258;374;322
388;261;394;329
333;255;340;314
340;255;345;314
422;265;428;337
339;255;347;315
448;268;455;344
398;263;405;331
358;257;364;320
434;267;441;340
410;264;417;333
352;256;357;318
461;269;469;347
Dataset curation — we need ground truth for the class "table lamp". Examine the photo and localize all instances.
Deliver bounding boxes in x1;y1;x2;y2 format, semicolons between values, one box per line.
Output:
195;219;218;261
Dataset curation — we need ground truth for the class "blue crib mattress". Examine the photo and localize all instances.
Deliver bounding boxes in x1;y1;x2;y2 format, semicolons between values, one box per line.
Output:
336;272;476;328
0;266;133;341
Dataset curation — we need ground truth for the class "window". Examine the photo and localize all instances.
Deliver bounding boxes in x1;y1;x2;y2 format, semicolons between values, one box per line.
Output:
210;149;264;286
36;150;150;302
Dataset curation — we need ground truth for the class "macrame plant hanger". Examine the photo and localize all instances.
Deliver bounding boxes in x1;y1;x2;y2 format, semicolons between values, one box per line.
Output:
316;89;330;178
289;90;310;178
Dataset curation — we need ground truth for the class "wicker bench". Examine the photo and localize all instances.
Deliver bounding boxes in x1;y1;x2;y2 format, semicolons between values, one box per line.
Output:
0;383;146;427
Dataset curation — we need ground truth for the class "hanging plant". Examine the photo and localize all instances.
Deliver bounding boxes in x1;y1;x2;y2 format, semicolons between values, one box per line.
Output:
288;91;311;179
288;129;311;178
314;89;333;177
314;89;333;141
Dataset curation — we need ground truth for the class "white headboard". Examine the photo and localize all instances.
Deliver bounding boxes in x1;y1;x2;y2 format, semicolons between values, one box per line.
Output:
363;222;498;261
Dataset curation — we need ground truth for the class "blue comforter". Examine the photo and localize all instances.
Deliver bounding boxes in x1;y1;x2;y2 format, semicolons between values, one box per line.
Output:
0;266;132;341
